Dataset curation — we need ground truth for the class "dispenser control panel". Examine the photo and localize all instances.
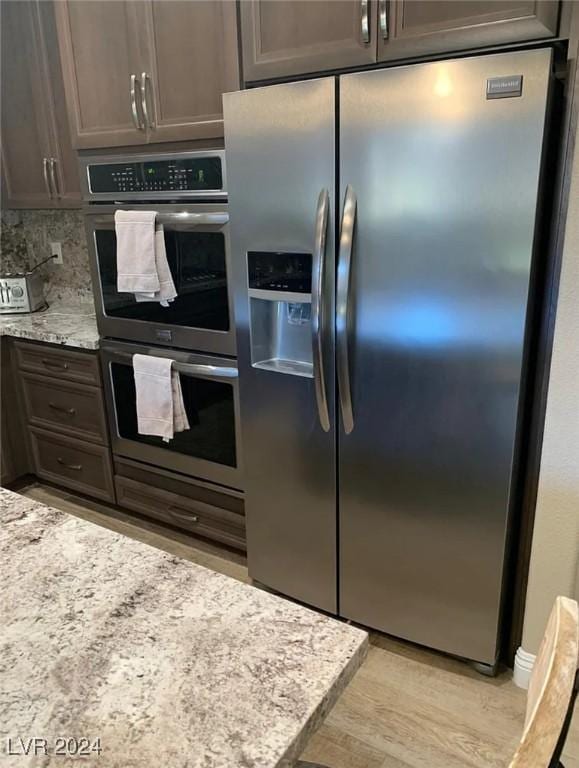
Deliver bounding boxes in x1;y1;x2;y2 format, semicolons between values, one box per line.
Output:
248;251;311;293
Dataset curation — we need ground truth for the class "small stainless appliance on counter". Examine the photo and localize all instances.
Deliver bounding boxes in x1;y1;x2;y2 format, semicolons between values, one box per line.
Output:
0;260;49;314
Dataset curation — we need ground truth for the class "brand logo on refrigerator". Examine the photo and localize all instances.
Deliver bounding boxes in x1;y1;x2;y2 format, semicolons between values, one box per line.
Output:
486;75;523;99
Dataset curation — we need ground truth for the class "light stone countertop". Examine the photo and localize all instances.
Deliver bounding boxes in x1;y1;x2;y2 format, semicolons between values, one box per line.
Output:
0;488;368;767
0;300;100;350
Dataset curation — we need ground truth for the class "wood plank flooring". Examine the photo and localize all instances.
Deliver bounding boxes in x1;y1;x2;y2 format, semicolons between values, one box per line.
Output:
19;483;579;768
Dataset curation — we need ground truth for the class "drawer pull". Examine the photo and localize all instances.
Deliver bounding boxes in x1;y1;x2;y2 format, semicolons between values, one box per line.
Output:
57;457;82;471
42;359;69;371
168;506;199;524
49;402;76;416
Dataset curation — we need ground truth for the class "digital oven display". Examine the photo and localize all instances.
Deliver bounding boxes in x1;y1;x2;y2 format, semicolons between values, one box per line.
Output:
88;156;223;194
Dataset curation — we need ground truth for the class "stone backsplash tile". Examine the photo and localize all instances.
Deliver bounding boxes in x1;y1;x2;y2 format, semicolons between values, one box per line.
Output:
1;209;93;304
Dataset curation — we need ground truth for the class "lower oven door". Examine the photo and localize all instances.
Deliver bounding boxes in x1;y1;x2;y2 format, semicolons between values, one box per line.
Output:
101;339;243;490
86;204;235;356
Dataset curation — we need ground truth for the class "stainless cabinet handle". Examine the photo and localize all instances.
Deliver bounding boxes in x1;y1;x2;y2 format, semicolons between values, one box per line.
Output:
336;185;356;435
49;402;76;415
57;457;82;471
140;72;155;130
49;158;60;197
42;359;69;370
379;0;388;39
360;0;370;44
168;507;199;523
43;158;53;199
130;74;144;130
311;188;330;433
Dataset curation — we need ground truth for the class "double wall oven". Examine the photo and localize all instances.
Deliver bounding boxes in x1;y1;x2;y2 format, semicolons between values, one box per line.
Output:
82;150;242;490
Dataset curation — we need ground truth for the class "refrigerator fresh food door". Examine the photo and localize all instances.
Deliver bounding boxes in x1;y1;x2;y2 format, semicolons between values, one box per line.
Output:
338;49;551;665
224;78;337;612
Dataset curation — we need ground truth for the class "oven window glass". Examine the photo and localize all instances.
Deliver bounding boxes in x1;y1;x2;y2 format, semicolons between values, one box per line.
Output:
95;229;229;330
111;362;236;467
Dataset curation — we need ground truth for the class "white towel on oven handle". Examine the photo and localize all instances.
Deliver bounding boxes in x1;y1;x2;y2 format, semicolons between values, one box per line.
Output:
133;354;189;442
171;364;189;435
134;225;177;307
115;210;159;294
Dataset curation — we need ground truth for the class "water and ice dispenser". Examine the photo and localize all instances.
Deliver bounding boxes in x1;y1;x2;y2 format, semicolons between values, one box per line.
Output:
247;251;313;378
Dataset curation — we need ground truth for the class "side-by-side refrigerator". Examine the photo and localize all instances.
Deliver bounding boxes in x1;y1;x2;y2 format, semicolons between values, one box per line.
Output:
224;48;552;670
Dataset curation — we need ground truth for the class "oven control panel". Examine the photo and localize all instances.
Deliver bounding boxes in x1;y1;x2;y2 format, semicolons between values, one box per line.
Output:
83;151;225;200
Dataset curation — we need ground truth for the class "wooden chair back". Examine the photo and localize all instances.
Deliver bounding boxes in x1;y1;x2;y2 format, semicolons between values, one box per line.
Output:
509;596;579;768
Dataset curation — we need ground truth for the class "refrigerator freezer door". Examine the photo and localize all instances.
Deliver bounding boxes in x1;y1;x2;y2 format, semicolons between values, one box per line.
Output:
224;78;337;612
338;49;551;664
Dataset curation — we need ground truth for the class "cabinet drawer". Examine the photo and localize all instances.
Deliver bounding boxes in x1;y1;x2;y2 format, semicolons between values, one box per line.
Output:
15;341;101;386
22;372;108;444
30;428;115;502
115;476;246;551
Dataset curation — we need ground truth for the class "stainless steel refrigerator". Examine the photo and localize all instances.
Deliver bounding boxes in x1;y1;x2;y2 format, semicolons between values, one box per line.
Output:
224;48;552;670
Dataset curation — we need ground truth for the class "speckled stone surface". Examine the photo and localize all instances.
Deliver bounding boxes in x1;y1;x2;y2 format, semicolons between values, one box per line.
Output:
1;209;93;303
0;488;368;767
0;300;99;350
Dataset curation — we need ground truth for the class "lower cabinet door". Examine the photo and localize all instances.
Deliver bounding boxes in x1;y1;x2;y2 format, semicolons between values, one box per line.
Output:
22;373;108;445
30;427;115;502
115;475;246;550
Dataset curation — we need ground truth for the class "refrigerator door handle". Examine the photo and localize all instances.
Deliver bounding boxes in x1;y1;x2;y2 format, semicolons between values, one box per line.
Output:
312;188;331;433
337;185;356;435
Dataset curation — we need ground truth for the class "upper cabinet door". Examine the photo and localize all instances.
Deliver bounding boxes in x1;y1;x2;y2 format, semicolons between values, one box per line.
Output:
55;1;147;149
241;0;377;82
37;1;81;206
377;1;559;61
139;0;239;143
1;1;80;209
1;1;54;208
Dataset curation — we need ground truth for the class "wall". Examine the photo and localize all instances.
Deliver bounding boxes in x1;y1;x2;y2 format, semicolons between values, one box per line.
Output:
520;121;579;656
1;209;93;304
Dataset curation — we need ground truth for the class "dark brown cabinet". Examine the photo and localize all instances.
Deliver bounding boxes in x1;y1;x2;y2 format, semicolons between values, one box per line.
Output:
377;0;560;61
240;0;560;82
55;0;239;149
14;340;115;504
30;428;115;503
115;475;246;551
0;339;31;486
1;1;81;208
55;1;145;150
114;457;246;551
240;0;376;81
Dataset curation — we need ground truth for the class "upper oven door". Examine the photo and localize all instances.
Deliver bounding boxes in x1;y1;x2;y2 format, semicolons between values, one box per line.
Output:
86;204;235;356
101;339;243;490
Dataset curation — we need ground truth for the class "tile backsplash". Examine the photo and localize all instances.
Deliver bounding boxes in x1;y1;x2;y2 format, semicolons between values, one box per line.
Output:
1;209;93;304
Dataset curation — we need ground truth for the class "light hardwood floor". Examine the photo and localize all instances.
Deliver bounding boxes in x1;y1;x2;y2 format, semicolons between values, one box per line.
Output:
19;483;579;768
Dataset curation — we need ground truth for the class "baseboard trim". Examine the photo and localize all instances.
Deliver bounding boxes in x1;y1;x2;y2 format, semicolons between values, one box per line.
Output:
513;646;536;689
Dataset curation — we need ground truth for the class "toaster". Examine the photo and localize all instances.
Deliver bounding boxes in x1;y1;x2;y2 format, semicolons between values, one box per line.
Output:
0;271;47;314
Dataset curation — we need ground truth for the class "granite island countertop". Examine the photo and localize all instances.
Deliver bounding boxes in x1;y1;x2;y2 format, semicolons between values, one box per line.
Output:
0;300;100;350
0;488;368;767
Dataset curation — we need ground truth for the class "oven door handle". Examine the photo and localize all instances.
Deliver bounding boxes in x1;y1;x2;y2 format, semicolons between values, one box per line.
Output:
174;362;238;379
90;212;228;227
106;350;238;380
